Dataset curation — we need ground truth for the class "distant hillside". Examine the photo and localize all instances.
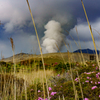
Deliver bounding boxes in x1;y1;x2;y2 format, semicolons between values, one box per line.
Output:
1;50;100;63
73;48;100;54
1;53;35;63
0;52;69;63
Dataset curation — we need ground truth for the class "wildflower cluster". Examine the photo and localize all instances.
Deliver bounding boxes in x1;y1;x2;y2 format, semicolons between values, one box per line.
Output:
37;87;57;100
75;71;100;99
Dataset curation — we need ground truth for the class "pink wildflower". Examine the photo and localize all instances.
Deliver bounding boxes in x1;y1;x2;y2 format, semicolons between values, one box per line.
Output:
87;77;90;79
75;78;78;82
96;67;98;70
38;97;42;100
48;87;52;91
91;81;93;83
92;64;95;66
98;82;100;84
96;74;99;78
84;98;89;100
86;72;91;74
38;90;41;92
98;72;100;75
99;95;100;98
51;92;57;96
57;74;60;76
85;80;89;83
92;86;97;90
95;82;97;84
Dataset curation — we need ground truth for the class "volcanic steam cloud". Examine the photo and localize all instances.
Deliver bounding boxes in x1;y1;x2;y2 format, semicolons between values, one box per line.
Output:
42;20;65;53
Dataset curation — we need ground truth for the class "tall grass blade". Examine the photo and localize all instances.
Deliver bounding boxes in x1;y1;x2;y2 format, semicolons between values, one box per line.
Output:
10;37;16;100
81;0;100;70
26;0;50;99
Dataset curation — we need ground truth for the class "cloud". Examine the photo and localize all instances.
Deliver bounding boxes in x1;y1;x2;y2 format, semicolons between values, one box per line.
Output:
66;38;100;52
0;0;77;33
0;0;100;33
0;40;12;58
0;30;39;59
68;18;100;41
12;30;39;54
41;20;65;53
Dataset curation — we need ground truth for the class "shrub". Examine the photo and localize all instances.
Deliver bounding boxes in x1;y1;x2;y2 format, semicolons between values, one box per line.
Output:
75;71;100;100
53;62;70;74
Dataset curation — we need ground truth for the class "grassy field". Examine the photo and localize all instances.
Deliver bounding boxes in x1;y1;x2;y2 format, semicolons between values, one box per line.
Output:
0;55;100;100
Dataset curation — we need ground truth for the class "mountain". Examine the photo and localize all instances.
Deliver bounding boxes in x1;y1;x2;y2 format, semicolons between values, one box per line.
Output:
73;48;100;54
1;53;36;63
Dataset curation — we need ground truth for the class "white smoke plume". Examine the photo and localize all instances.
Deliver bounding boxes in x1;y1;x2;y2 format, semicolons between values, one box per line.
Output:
41;20;65;53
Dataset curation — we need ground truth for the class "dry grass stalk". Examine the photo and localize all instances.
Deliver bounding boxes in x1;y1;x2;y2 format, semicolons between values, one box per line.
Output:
10;37;16;100
62;95;65;100
59;95;61;100
24;75;27;100
26;0;50;99
76;71;84;100
42;72;46;100
93;28;100;36
81;0;100;70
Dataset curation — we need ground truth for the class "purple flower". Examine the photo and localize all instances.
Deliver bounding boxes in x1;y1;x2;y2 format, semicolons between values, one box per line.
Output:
84;98;89;100
92;64;95;66
99;95;100;98
96;74;99;78
92;86;97;90
38;97;42;100
75;78;78;82
98;82;100;84
51;92;57;96
98;72;100;75
38;90;41;92
48;87;52;91
86;72;91;75
57;74;60;77
87;77;90;79
85;80;89;83
91;81;93;83
96;67;98;70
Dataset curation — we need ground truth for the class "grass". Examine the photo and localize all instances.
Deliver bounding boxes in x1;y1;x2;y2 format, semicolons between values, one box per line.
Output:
0;57;100;100
15;69;54;85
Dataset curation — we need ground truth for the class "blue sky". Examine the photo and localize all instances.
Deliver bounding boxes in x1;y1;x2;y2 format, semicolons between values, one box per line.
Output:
0;0;100;59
